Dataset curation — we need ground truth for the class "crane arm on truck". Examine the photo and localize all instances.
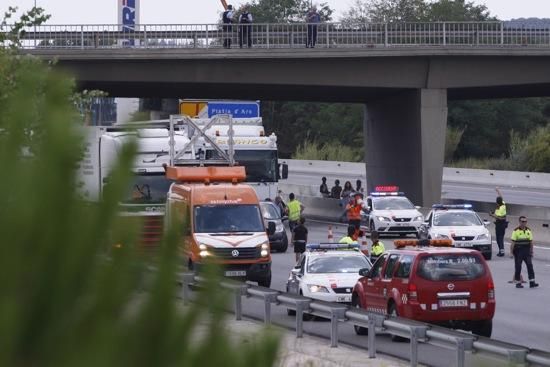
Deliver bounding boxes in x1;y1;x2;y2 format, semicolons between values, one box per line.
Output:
220;0;228;10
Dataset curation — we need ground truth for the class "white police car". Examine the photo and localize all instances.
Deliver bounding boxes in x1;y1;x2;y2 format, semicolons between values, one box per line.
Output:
362;191;424;236
286;244;372;311
425;204;492;260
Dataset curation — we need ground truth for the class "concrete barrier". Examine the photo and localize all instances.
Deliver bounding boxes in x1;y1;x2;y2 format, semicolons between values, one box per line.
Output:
283;159;550;191
299;196;344;222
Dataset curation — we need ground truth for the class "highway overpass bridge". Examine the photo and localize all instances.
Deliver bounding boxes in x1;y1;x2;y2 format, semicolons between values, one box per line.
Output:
17;22;550;206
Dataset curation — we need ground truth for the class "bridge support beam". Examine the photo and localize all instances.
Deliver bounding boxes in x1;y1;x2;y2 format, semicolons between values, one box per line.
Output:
364;89;447;206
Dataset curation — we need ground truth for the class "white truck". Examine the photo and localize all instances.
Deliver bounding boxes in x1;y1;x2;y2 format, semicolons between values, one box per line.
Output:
78;125;194;247
187;117;288;200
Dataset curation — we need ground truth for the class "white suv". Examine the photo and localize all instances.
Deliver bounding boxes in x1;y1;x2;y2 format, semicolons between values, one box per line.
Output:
362;192;424;237
425;204;492;260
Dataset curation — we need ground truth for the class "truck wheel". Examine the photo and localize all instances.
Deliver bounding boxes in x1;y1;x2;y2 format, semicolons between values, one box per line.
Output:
388;302;407;342
258;271;272;288
352;296;368;335
472;320;492;338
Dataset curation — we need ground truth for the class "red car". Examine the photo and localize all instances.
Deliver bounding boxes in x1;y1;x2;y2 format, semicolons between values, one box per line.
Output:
352;241;495;338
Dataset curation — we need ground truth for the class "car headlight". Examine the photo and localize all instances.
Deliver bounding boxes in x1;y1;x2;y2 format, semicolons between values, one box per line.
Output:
434;233;449;239
199;244;210;258
477;233;490;241
307;284;329;293
414;216;423;222
377;216;391;222
260;242;270;257
275;223;284;232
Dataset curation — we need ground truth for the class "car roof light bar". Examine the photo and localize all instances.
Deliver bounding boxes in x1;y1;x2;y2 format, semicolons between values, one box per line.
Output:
432;204;473;210
394;239;453;249
306;243;360;251
370;192;405;197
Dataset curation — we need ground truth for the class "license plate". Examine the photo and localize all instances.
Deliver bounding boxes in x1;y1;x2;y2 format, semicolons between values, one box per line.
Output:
337;296;351;302
454;242;471;248
439;299;468;308
224;270;247;277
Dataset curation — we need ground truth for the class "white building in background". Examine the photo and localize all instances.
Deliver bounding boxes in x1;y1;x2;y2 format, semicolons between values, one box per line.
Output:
116;98;140;123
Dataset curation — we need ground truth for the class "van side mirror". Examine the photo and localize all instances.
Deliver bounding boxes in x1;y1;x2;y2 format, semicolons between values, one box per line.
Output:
281;215;289;222
281;163;289;179
483;219;490;226
359;267;371;277
415;206;421;210
267;221;276;235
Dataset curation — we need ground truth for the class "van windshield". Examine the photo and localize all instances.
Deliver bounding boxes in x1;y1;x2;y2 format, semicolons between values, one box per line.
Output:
194;205;264;233
417;254;485;281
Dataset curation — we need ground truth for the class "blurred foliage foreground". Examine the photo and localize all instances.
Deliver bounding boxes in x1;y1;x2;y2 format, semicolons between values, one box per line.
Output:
0;45;278;367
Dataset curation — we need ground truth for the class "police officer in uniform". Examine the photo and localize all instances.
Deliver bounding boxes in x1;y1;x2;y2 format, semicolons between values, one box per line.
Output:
370;230;385;263
490;187;507;257
222;5;234;49
511;216;539;289
339;225;358;245
239;5;253;48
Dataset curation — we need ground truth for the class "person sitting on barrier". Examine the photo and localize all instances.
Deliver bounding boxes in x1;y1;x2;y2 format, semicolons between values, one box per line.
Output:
320;176;330;198
370;231;385;264
330;179;342;199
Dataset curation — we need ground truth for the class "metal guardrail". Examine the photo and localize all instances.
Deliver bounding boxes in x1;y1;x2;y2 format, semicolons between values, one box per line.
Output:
180;273;550;367
5;22;550;50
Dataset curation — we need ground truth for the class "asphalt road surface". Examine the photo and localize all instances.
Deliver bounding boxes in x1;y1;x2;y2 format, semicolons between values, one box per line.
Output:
235;221;550;366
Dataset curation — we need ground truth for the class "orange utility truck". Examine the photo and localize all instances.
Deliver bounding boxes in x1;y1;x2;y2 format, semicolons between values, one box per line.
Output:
165;165;274;287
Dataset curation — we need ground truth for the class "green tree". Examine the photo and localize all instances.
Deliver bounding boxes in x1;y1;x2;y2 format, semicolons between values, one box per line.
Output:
1;7;280;366
240;0;333;23
340;0;495;23
524;124;550;172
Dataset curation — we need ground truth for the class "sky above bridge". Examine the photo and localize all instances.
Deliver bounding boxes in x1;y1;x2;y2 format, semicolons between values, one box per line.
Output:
7;0;550;25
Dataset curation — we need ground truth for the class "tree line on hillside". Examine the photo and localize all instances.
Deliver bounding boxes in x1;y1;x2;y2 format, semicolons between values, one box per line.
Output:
236;0;550;172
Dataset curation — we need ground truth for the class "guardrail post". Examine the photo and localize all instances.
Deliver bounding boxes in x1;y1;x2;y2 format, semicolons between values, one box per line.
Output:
266;24;270;49
289;29;294;48
367;313;385;358
205;25;209;48
442;22;446;46
500;22;504;45
326;23;330;48
262;292;279;324
295;300;310;338
193;32;198;48
80;25;84;49
329;308;346;348
409;326;427;367
455;337;473;367
143;25;148;47
180;272;195;305
384;23;388;46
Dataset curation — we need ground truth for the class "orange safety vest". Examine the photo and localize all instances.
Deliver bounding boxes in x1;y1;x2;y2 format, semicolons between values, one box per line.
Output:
347;203;362;221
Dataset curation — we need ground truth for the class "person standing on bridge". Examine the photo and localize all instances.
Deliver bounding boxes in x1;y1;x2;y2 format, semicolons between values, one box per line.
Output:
239;5;253;48
511;216;539;288
305;6;321;48
222;5;235;49
330;179;342;199
490;187;507;257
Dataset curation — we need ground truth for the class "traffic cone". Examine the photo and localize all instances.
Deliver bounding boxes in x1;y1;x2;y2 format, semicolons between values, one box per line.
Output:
328;225;334;243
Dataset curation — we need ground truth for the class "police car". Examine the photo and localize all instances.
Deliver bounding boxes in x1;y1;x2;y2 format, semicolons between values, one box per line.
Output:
286;244;372;310
362;189;424;236
424;204;492;260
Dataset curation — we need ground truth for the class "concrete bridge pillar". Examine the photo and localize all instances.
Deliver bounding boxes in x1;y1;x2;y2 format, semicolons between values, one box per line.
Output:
364;89;448;206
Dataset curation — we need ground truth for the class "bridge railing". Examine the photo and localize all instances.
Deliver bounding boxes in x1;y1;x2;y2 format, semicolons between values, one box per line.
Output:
5;22;550;49
181;273;550;367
